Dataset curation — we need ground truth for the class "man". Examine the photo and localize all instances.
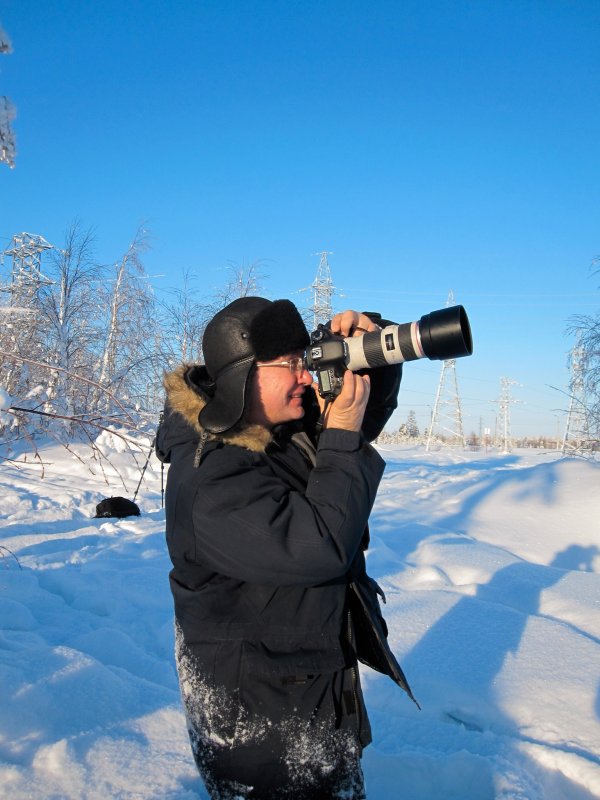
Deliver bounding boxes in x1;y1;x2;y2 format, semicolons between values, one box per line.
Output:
156;297;417;800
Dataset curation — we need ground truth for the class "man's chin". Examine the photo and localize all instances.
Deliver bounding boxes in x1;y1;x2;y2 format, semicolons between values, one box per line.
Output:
283;406;305;423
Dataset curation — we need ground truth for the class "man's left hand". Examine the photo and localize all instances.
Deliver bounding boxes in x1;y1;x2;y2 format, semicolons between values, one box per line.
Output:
329;310;380;338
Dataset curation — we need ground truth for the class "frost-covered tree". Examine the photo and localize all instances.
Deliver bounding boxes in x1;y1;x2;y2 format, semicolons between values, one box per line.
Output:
95;226;159;411
157;269;211;367
1;230;270;441
35;222;101;421
156;262;266;371
406;409;420;439
0;22;16;169
213;261;267;307
0;306;39;400
0;223;104;441
569;259;600;437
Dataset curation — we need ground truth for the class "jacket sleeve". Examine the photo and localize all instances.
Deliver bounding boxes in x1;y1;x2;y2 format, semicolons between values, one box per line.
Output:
360;362;402;442
358;312;402;441
175;430;385;587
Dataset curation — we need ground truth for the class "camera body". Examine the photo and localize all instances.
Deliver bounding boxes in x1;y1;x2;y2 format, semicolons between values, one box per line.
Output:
306;326;349;399
305;305;473;400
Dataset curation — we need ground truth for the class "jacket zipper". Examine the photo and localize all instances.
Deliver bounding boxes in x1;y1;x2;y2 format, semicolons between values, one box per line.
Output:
346;608;363;739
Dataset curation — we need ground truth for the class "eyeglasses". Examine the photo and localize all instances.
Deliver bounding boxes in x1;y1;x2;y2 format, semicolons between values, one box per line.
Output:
255;357;308;375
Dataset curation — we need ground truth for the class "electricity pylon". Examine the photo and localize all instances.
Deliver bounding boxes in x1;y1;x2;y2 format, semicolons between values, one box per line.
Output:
425;290;466;451
0;233;53;397
494;377;521;454
303;250;337;329
2;232;54;303
562;341;592;456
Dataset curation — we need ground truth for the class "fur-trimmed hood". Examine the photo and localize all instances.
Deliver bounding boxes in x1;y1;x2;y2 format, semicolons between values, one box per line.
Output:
160;364;272;458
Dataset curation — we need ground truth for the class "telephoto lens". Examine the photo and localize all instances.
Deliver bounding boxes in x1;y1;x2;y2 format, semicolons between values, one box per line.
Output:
345;305;472;371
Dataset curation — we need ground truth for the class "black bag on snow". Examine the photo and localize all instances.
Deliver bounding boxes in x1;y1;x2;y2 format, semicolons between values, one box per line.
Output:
94;497;141;519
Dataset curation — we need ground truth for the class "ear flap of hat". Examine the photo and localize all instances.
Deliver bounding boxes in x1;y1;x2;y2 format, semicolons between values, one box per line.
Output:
250;300;310;361
198;355;254;434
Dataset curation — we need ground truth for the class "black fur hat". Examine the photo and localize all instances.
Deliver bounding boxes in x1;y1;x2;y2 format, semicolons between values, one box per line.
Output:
198;297;310;433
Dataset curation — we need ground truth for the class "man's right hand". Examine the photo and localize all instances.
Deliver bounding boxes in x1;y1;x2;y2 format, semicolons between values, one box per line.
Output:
315;371;371;432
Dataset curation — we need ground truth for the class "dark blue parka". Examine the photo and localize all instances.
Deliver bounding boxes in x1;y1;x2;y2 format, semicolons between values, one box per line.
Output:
156;359;416;798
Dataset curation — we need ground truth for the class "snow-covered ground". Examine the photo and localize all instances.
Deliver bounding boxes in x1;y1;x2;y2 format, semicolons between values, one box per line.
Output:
0;436;599;799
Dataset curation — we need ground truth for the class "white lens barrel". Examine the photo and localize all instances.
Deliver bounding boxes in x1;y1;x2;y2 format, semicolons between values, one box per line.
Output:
345;323;426;371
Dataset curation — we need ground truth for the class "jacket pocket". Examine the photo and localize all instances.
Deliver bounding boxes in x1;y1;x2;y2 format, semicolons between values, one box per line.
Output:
243;636;347;677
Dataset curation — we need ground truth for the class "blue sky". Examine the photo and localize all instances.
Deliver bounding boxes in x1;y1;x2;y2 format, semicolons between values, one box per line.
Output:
1;0;599;438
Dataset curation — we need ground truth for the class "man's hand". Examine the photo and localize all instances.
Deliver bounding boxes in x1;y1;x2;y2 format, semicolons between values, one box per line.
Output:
315;371;371;432
312;309;377;431
329;310;380;338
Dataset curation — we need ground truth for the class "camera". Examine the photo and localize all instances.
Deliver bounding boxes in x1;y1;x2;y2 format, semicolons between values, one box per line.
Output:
305;305;473;399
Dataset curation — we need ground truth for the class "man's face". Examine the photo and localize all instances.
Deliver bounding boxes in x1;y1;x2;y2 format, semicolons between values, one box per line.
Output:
245;351;313;429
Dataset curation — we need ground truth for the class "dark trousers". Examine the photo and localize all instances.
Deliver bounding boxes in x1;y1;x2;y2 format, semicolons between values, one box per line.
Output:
176;636;369;799
192;720;366;800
